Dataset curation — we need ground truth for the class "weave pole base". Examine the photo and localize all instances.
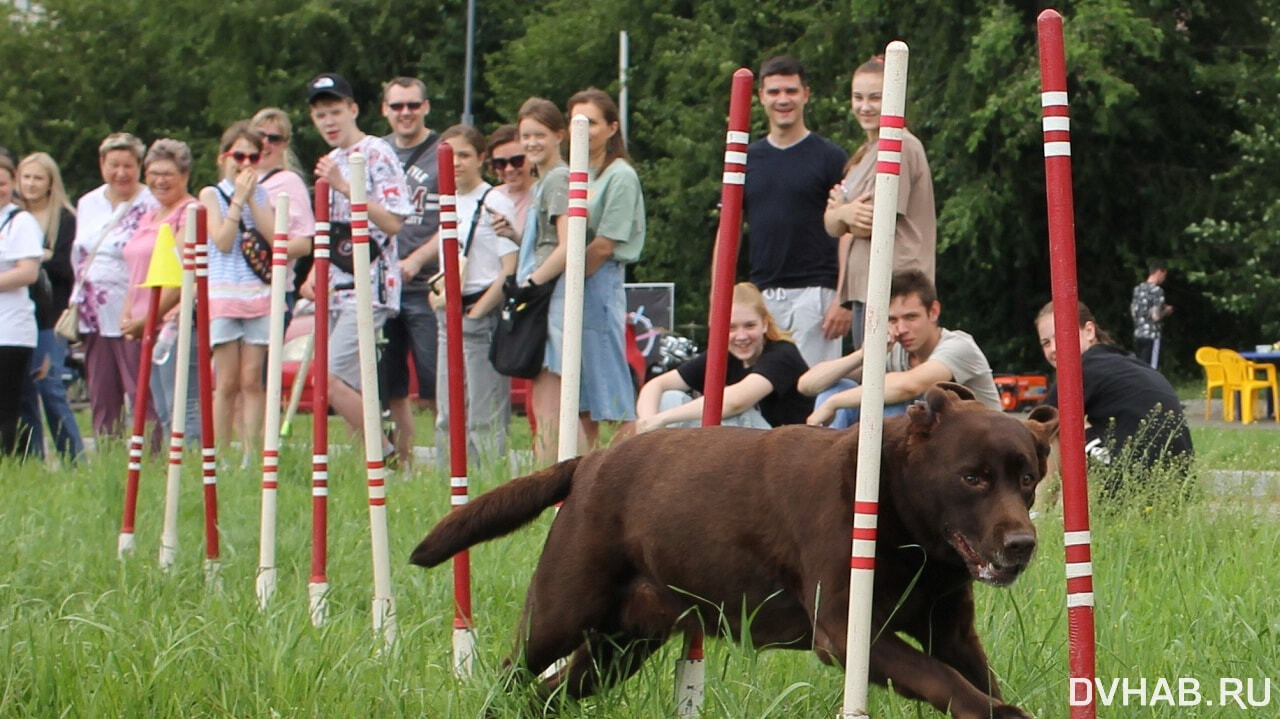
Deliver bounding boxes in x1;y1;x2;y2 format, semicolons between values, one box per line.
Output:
674;657;705;717
204;559;222;592
372;595;397;651
256;567;277;611
117;532;135;559
308;582;329;628
452;627;476;678
158;544;177;571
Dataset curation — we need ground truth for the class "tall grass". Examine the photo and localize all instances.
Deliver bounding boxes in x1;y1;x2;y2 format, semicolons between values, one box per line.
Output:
1;419;1277;717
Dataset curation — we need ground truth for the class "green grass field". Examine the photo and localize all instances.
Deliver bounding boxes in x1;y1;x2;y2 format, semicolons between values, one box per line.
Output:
1;418;1277;717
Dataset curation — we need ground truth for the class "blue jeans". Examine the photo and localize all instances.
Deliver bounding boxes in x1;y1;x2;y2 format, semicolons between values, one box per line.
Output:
19;329;85;461
815;378;909;429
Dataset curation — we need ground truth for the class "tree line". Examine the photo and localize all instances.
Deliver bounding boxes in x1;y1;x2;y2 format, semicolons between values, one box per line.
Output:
3;0;1274;377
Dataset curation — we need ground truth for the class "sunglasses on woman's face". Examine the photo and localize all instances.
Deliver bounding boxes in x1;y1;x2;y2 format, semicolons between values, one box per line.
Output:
261;133;286;144
490;154;526;171
226;151;261;165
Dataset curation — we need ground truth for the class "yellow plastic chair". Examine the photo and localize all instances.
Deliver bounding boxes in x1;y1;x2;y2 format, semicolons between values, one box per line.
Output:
1193;346;1227;420
1219;349;1279;423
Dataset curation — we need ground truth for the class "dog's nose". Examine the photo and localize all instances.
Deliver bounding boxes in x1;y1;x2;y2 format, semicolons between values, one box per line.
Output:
1002;531;1037;564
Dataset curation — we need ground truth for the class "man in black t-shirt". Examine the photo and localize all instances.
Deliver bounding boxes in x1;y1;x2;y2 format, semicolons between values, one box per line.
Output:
743;55;849;367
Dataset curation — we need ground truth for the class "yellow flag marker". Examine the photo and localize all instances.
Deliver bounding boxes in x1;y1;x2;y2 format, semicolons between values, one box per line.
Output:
141;222;184;288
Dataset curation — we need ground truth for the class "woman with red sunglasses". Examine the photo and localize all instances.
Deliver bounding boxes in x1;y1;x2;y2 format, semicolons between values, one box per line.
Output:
198;121;277;457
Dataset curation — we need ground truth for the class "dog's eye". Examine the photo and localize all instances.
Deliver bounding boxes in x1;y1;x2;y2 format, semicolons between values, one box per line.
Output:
962;472;983;487
1021;473;1036;488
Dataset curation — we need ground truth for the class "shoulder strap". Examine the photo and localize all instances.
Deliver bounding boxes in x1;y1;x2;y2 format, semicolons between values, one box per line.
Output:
0;208;18;235
260;168;283;183
70;200;129;298
461;186;493;257
213;184;248;231
400;131;438;173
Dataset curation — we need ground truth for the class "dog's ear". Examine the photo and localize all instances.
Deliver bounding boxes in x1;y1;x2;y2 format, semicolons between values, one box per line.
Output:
1024;405;1060;459
934;381;976;402
907;382;966;437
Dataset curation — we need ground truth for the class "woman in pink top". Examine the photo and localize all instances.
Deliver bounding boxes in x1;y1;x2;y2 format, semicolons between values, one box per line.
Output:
250;107;315;311
198;122;276;452
120;139;200;448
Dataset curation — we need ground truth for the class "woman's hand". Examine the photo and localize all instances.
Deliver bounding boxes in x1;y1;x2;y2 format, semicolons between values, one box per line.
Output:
299;270;316;301
233;166;258;204
490;211;517;241
635;414;664;434
120;314;146;340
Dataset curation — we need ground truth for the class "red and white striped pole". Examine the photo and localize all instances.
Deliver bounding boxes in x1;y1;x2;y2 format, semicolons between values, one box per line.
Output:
309;180;332;626
437;142;476;676
117;244;167;558
557;115;590;462
194;204;220;584
1038;11;1097;717
158;208;199;569
840;40;909;719
350;153;396;647
674;66;754;718
257;193;291;610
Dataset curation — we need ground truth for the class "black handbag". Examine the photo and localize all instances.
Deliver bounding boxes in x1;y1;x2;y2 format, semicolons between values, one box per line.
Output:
489;275;555;379
330;220;383;275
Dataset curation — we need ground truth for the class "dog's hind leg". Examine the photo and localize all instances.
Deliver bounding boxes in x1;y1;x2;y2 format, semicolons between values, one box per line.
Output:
546;632;666;699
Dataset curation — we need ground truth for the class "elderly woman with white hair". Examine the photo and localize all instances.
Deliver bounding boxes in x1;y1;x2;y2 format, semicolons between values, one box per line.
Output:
72;132;158;438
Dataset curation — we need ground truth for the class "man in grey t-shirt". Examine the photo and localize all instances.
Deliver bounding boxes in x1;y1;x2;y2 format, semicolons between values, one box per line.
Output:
378;75;441;465
799;269;1001;426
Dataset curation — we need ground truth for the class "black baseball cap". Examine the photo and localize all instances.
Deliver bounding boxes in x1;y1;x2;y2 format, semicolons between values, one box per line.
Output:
307;73;355;104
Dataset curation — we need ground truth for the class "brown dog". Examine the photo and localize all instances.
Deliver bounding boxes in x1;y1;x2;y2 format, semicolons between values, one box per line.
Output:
411;383;1058;718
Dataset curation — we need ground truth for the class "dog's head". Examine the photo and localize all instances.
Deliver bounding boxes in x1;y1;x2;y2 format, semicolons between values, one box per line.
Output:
893;382;1059;586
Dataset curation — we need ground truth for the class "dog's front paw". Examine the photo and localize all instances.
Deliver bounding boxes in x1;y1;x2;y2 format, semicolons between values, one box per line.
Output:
991;704;1034;719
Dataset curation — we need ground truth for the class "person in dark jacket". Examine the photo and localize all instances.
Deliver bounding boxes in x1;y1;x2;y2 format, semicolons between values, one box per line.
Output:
1036;300;1192;469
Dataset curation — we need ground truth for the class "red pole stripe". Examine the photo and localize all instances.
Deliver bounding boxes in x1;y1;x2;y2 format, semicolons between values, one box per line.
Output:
854;501;878;514
875;161;901;176
880;114;905;128
852;527;877;541
878;138;903;152
850;557;876;570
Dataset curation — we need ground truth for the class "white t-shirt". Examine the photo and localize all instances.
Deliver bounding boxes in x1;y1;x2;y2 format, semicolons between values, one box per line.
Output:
72;185;157;336
888;327;1002;410
454;182;518;296
0;204;46;347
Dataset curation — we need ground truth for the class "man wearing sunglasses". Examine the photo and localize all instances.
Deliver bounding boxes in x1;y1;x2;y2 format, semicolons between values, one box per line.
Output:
378;75;442;465
302;72;413;463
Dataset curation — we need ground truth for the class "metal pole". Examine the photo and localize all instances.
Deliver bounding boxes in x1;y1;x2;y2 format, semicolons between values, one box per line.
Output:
619;30;629;142
462;0;476;125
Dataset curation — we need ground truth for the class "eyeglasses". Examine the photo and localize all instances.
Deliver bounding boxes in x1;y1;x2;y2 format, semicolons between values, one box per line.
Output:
490;154;526;171
261;133;287;144
387;101;424;112
225;151;261;165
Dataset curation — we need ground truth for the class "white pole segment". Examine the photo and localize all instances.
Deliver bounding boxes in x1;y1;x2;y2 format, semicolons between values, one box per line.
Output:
350;153;397;647
256;194;291;610
839;40;909;719
557;116;590;462
158;207;199;570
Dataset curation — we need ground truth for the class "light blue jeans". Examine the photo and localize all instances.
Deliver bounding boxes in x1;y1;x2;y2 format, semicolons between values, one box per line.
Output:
814;378;909;429
19;329;85;461
656;390;772;429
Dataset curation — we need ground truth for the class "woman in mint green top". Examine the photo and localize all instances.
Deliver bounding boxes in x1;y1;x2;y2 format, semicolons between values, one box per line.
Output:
551;88;645;448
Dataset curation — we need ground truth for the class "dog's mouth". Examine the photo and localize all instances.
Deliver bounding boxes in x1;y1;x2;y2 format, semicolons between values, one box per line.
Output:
949;531;1024;587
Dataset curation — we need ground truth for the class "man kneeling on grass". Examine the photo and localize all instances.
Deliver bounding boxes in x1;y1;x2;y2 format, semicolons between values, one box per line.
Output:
801;269;1001;427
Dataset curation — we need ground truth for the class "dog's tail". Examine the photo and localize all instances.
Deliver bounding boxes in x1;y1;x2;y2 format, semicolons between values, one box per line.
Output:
409;457;580;568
